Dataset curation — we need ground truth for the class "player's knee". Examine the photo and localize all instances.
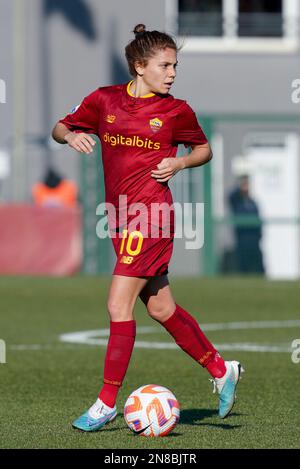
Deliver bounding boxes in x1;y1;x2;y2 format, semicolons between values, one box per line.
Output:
147;303;174;323
107;299;133;322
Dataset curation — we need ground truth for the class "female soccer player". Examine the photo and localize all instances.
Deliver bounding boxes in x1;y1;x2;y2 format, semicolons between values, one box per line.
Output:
52;24;243;432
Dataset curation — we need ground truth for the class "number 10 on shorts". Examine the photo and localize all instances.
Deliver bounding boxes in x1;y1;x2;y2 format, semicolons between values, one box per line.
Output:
120;230;144;264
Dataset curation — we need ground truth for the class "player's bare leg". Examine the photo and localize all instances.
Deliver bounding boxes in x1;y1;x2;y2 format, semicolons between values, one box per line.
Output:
107;275;149;321
140;275;244;419
139;275;176;322
72;275;149;431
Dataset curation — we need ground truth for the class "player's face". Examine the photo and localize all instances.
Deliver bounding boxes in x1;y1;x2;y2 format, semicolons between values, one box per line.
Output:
137;47;178;95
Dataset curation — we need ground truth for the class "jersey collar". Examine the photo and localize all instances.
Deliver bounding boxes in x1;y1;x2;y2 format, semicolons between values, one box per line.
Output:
123;81;164;106
126;80;156;99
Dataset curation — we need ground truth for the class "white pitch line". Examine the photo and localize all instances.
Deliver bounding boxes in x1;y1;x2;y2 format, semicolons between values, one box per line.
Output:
9;344;95;351
214;343;292;353
10;344;46;350
9;342;292;353
8;320;299;353
6;320;300;353
201;319;300;331
131;341;292;353
59;319;300;349
59;326;157;346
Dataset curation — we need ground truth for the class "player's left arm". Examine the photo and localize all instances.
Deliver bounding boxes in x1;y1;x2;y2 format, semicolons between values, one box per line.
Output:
151;143;212;183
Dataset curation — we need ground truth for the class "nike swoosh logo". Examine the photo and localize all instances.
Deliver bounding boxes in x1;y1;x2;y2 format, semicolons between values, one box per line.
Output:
131;423;152;435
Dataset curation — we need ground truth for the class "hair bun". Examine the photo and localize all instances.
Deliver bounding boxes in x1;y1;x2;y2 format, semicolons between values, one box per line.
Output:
133;24;146;37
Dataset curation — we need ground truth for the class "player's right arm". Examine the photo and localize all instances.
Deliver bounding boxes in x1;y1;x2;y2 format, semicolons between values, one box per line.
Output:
52;122;96;155
52;88;100;154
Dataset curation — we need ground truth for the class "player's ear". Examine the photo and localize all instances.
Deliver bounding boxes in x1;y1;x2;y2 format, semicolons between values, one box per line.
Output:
134;61;145;77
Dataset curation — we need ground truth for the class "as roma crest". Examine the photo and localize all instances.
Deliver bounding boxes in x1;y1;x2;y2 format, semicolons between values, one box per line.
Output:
149;117;163;132
106;114;116;124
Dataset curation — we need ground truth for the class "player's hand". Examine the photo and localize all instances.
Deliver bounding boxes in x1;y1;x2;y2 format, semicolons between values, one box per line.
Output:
151;158;183;183
64;132;96;154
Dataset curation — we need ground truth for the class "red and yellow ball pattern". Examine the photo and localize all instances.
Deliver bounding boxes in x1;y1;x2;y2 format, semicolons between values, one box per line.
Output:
124;384;180;437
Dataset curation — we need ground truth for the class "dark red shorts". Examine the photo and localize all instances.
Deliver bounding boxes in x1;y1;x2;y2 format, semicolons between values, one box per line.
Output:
111;225;174;277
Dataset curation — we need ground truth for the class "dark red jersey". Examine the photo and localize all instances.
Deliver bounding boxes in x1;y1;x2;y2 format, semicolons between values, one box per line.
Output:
59;81;207;226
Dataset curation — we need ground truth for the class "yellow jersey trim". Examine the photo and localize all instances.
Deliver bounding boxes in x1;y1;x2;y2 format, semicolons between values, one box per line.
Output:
127;80;155;99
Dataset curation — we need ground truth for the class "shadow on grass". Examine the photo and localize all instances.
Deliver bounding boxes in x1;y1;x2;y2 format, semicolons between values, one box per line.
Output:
102;414;184;437
180;409;243;430
72;410;243;434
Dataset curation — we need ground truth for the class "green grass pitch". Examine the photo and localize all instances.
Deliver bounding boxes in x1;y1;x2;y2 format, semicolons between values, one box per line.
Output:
0;276;299;449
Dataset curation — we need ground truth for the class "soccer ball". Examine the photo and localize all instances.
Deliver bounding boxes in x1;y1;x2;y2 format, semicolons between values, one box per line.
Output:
124;384;180;437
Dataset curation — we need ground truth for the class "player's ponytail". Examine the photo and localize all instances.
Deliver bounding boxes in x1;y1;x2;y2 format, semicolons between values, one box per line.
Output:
125;24;178;77
133;24;147;38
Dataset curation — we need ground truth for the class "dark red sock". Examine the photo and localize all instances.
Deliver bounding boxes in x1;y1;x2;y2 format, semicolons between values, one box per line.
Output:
206;353;226;378
161;304;225;377
99;320;136;408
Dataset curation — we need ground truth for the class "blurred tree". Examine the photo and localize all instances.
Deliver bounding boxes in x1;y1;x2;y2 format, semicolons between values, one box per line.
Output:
40;0;98;169
43;0;98;41
109;17;130;85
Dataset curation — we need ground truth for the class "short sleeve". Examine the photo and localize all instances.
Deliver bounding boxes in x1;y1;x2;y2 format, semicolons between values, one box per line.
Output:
172;102;208;147
59;89;101;135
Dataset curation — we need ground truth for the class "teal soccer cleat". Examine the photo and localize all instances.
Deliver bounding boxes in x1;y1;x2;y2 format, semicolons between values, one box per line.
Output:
72;398;117;432
210;361;244;419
